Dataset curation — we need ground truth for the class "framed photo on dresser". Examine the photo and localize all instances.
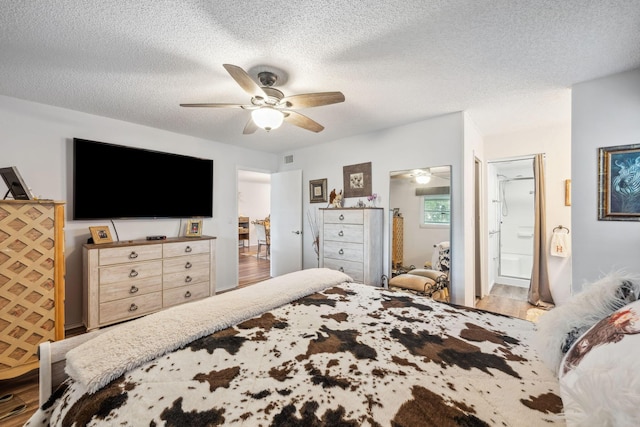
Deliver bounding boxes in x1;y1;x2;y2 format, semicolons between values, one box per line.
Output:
186;219;203;237
89;226;113;244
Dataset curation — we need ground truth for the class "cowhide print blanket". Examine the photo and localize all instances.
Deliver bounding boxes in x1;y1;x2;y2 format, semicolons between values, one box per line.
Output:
28;283;564;426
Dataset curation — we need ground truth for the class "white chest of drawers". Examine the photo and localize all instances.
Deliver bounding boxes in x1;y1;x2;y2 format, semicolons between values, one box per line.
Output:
83;236;216;330
319;208;383;285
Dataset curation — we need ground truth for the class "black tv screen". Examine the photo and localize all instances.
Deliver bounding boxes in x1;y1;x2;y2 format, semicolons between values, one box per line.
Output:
73;138;213;219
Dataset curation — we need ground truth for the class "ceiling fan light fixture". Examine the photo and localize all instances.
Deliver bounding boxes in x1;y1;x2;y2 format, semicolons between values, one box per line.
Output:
252;107;284;131
415;173;431;184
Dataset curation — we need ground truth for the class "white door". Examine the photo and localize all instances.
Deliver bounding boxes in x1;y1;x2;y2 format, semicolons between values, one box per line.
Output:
270;169;303;276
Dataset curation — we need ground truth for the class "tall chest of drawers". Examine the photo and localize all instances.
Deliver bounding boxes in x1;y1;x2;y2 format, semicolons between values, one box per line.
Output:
83;236;215;331
319;208;383;286
0;200;65;379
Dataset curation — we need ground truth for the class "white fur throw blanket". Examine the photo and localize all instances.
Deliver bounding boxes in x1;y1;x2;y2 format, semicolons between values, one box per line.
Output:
66;268;352;394
535;270;640;374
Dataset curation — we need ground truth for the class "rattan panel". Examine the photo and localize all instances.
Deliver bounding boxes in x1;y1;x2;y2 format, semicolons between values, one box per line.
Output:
392;216;404;268
0;200;65;379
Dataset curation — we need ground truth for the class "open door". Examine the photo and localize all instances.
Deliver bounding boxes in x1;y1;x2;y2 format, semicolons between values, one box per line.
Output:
270;169;303;276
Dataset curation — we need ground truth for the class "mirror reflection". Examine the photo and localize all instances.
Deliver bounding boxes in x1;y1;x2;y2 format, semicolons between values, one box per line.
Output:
388;166;451;301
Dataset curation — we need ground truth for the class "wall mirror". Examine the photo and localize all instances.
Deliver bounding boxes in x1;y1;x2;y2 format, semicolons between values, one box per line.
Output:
389;165;451;277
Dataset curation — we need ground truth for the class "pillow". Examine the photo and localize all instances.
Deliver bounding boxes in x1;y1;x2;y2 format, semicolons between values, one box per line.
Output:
534;271;640;374
558;299;640;426
407;268;447;281
389;274;436;293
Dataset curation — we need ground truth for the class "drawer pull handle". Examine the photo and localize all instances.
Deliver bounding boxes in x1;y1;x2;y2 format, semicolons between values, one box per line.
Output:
339;267;345;272
185;246;192;253
129;269;139;278
129;285;139;294
185;291;192;298
185;262;192;269
129;303;138;312
338;230;344;236
129;251;138;259
339;214;344;220
339;249;344;255
185;276;192;283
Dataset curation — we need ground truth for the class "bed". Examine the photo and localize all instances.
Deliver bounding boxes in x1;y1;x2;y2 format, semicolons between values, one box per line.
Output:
27;268;564;426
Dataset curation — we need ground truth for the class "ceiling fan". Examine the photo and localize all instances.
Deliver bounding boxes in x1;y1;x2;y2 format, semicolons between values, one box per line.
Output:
180;64;345;134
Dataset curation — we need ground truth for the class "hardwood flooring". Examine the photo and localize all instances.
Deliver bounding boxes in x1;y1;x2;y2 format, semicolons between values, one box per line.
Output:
475;283;537;319
238;245;271;287
0;259;530;426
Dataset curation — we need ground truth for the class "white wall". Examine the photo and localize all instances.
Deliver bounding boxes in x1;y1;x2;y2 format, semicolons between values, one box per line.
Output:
483;123;572;304
572;68;640;292
278;112;470;305
464;115;484;304
237;178;271;246
0;95;278;329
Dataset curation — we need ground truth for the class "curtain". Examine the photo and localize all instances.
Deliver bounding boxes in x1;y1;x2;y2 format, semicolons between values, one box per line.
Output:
528;153;555;307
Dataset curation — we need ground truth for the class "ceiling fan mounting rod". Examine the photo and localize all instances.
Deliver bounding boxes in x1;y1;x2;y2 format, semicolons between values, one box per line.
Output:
257;71;278;87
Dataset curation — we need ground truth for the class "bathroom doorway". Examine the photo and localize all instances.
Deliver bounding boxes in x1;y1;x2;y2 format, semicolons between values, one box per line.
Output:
488;156;535;289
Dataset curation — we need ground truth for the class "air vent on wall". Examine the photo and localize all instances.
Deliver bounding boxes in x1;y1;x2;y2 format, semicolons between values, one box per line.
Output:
284;154;294;164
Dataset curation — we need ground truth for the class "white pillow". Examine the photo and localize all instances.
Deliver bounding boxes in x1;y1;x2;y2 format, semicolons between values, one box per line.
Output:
534;271;640;374
559;299;640;426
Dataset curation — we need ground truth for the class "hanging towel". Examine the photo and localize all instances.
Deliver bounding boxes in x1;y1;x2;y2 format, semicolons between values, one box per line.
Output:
550;230;570;257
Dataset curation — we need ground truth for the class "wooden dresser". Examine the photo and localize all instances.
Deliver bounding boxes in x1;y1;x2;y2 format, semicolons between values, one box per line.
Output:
83;236;216;331
319;208;383;286
238;216;249;247
0;200;65;379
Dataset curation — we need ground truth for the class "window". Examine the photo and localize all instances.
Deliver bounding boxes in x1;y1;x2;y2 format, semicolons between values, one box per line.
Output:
422;194;450;225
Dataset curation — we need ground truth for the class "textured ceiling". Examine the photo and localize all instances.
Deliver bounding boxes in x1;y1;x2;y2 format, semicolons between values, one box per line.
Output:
1;1;639;154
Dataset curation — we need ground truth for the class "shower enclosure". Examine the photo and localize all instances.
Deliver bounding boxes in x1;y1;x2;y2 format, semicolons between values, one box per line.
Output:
488;157;535;288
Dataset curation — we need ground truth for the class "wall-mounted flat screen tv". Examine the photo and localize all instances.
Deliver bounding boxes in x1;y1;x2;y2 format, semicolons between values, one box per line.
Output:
73;138;213;220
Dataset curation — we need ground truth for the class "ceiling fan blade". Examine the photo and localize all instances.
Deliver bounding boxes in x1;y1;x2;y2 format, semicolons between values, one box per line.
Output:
223;64;267;99
283;111;324;133
243;117;258;134
180;103;246;108
280;92;345;109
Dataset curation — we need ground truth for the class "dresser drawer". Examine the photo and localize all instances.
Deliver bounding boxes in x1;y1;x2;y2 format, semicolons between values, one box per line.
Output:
164;240;210;258
323;223;364;243
99;260;163;285
99;276;163;303
99;292;162;325
323;209;364;225
163;253;210;274
323;241;364;262
163;267;211;290
323;258;364;282
163;282;209;308
99;245;162;266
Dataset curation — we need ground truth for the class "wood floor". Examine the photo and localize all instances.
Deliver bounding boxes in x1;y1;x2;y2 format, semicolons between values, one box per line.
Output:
0;255;530;426
238;244;271;287
475;283;537;319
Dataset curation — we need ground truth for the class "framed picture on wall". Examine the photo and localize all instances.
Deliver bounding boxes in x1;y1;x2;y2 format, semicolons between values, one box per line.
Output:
309;178;327;203
598;143;640;221
343;162;372;198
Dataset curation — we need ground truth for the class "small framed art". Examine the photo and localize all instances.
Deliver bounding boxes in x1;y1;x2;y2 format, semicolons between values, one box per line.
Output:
89;226;113;244
598;143;640;221
343;162;372;198
309;178;327;203
186;219;203;237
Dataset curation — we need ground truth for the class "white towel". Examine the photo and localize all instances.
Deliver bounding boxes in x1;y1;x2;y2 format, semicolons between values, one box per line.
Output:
550;231;570;257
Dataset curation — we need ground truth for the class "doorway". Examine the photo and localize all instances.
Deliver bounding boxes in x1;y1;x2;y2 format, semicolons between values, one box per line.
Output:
487;157;535;290
237;170;271;287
